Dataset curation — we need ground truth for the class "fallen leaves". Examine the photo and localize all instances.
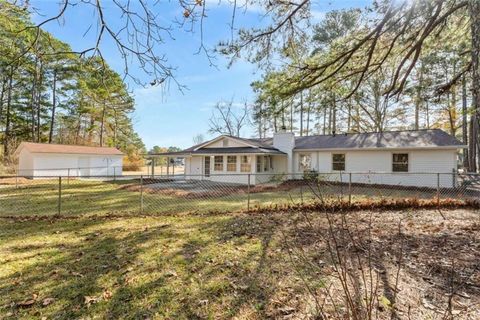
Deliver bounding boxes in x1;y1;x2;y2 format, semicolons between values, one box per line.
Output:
15;294;55;309
41;297;55;306
84;295;100;307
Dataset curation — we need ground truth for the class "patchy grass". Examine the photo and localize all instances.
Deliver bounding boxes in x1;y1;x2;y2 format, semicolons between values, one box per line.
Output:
0;178;327;217
0;177;450;218
0;208;479;319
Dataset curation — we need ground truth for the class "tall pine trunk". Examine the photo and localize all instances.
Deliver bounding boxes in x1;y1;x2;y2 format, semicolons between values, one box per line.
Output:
49;70;57;143
299;92;303;136
0;77;6;125
36;63;44;142
100;100;106;146
469;0;480;172
30;56;38;141
4;67;13;157
462;74;469;169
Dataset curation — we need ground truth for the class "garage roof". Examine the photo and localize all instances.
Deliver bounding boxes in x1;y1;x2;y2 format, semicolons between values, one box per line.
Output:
15;142;123;156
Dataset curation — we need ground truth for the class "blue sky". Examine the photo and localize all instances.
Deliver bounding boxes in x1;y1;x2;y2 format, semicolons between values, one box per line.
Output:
31;0;370;149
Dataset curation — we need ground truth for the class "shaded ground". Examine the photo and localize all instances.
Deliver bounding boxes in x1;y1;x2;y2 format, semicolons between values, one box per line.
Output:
0;208;478;319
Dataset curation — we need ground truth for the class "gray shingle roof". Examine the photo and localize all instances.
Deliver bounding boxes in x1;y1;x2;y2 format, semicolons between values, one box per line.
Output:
150;129;463;157
292;129;464;150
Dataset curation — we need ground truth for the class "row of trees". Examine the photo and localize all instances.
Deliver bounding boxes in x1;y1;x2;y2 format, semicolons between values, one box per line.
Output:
248;5;478;172
0;2;144;165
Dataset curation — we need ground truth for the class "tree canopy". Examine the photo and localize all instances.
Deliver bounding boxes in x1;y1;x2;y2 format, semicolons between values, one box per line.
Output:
0;2;144;164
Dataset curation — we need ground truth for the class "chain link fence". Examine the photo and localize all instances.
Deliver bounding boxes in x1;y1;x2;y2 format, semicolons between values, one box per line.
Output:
1;172;479;217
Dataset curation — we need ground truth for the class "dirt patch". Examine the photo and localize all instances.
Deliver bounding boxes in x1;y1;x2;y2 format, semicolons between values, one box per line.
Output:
118;179;303;199
275;208;480;319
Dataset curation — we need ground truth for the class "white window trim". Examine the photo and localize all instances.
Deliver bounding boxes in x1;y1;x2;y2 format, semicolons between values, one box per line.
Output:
299;153;312;172
213;155;224;172
240;155;252;173
227;155;237;172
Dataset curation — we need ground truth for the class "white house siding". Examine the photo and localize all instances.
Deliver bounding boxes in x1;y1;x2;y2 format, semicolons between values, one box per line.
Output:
186;156;203;176
292;149;457;188
186;154;262;184
19;153;123;177
18;149;34;176
203;137;247;148
254;155;288;184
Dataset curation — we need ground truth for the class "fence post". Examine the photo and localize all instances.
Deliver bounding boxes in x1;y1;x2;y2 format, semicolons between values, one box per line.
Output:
67;168;70;185
452;168;456;189
114;167;116;181
247;174;251;212
436;173;440;205
140;175;144;214
58;176;62;215
348;172;352;205
15;172;18;189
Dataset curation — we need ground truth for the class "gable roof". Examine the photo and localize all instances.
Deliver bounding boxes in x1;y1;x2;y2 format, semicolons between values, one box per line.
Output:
149;129;463;157
15;142;123;156
292;129;464;150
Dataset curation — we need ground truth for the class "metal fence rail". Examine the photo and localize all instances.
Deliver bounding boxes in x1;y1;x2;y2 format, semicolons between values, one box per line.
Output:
0;172;478;217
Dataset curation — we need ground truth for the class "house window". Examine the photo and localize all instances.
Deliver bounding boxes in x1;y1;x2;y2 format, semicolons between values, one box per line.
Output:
264;156;269;172
332;154;345;171
240;156;251;172
256;156;264;172
227;156;237;172
392;153;408;172
222;139;229;147
299;154;312;171
214;156;224;171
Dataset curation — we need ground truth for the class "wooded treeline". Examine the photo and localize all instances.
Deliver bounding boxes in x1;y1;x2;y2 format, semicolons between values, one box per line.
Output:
0;2;144;166
249;5;478;172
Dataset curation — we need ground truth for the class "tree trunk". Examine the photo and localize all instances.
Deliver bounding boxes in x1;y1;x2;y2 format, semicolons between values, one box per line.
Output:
30;57;38;141
0;77;6;126
425;101;430;129
49;70;57;143
332;94;337;134
290;101;293;132
299;92;304;136
323;106;327;135
100;101;106;146
4;67;13;157
347;100;351;132
469;0;480;172
306;94;311;136
469;115;477;172
414;62;423;130
36;62;44;142
462;74;469;169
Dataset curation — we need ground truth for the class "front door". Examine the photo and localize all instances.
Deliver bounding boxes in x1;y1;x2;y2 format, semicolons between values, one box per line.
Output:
204;156;211;177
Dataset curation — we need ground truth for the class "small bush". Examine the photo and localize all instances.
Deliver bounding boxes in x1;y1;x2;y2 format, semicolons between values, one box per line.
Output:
302;169;318;181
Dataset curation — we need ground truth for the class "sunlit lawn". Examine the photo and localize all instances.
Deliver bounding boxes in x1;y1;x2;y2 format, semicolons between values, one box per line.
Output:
0;179;318;217
0;212;301;319
0;178;442;218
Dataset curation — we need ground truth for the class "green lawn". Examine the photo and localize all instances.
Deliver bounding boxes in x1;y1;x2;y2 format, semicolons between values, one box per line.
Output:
1;208;479;319
0;178;442;218
0;212;306;319
0;178;321;217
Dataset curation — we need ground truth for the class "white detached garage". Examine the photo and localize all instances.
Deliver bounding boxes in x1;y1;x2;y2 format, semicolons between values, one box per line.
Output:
15;142;123;177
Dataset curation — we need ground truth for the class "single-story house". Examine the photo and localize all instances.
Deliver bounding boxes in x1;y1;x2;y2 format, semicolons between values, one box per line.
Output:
15;142;123;177
149;129;465;188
